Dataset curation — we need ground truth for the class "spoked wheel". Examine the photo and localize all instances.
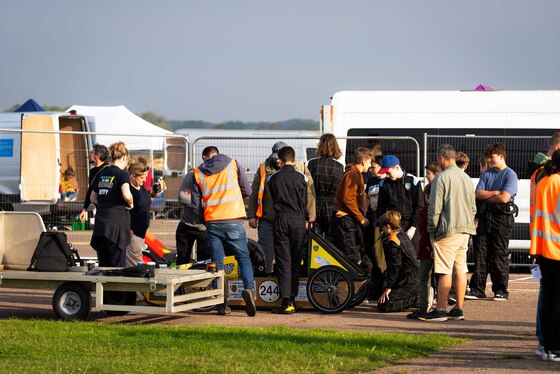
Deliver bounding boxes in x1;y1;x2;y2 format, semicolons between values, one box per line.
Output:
347;281;369;309
306;266;354;314
52;283;92;321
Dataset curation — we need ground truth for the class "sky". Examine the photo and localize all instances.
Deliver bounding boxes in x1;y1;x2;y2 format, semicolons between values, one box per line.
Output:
1;0;559;122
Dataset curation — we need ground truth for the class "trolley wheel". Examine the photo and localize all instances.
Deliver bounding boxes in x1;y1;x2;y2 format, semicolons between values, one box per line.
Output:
347;282;369;309
306;266;354;314
52;283;92;321
103;291;136;316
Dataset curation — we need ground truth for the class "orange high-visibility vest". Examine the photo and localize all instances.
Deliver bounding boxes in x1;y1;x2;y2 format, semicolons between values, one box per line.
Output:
194;159;246;222
255;161;306;218
255;163;266;218
530;173;560;261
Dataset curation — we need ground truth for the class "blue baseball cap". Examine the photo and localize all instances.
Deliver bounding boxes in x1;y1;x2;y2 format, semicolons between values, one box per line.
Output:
378;155;400;174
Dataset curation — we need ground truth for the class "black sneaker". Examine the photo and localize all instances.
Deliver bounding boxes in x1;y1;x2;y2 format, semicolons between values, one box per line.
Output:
418;308;448;322
447;308;465;320
492;293;508;301
272;302;296;314
242;289;257;317
464;291;484;300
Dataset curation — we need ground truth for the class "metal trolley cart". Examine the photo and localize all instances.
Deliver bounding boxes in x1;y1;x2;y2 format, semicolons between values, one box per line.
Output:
305;230;369;314
0;268;224;321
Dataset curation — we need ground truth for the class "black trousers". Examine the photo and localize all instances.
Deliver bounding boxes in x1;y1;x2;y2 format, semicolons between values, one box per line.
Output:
315;200;335;242
273;214;306;299
378;281;418;312
175;221;208;265
539;256;560;352
332;215;372;270
91;236;125;267
469;213;513;297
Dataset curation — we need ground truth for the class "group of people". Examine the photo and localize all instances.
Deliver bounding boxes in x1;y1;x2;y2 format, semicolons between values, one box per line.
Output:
172;135;521;320
80;133;560;359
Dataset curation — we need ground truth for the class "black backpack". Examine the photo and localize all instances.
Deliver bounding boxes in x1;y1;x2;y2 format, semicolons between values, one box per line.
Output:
248;238;266;276
28;232;80;272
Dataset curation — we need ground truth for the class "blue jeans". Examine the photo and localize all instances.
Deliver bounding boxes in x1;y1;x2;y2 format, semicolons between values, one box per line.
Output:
206;222;255;300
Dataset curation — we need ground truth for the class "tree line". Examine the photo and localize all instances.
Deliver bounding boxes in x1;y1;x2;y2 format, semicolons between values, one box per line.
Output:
3;104;319;131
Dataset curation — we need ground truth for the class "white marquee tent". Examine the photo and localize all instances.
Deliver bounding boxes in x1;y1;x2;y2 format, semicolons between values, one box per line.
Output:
66;105;172;150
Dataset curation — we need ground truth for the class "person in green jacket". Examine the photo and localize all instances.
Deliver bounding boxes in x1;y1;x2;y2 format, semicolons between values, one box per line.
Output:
420;144;476;322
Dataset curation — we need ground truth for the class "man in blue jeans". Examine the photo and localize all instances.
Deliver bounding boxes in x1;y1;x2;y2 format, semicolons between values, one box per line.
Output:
192;146;257;316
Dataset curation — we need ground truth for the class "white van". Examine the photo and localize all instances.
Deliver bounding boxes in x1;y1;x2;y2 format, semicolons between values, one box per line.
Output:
320;90;560;257
0;112;92;212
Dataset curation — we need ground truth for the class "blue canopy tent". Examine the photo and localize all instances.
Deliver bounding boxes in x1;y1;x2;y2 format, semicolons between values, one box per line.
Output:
14;99;45;112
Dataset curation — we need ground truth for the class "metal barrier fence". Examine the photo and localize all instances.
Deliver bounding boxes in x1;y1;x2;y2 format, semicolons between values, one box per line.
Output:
1;127;540;267
0;127;188;229
190;136;320;183
340;136;421;176
426;135;549;267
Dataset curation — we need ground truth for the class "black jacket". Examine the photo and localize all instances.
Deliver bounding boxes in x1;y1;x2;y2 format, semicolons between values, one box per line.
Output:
267;164;309;220
382;230;419;290
376;171;423;230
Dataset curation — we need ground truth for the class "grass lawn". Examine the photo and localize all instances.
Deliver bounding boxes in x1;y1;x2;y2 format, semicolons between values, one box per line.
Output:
0;319;464;373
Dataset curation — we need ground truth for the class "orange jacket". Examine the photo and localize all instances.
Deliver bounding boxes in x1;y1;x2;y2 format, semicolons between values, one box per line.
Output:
194;159;246;222
530;173;560;261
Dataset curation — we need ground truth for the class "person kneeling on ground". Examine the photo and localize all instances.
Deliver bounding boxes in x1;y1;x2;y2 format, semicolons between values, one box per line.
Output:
377;210;419;313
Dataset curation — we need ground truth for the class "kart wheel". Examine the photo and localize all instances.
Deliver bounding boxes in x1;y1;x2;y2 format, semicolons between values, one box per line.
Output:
306;266;354;314
52;283;92;321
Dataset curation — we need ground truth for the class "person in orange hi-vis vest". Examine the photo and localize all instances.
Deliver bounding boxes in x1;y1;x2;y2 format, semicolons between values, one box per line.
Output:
529;130;560;359
530;148;560;362
191;146;257;317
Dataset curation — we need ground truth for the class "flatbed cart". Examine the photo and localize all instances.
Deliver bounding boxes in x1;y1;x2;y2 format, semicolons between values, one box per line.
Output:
0;268;224;321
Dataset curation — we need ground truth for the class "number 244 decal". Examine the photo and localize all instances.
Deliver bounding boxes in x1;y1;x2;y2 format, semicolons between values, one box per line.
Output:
258;280;280;303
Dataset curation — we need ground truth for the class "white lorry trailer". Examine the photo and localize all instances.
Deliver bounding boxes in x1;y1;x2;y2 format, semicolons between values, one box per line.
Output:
320;90;560;260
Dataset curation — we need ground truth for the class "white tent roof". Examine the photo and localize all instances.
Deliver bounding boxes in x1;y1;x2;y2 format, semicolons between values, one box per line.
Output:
66;105;172;150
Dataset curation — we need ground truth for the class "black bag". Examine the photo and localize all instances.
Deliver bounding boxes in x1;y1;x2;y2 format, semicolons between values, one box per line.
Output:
28;232;79;272
102;264;155;278
248;238;267;276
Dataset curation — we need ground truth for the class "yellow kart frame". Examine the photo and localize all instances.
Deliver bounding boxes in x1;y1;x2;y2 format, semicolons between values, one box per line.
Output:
305;229;370;313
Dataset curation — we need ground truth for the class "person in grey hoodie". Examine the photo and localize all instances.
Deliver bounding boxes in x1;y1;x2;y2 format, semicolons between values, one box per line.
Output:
176;171;208;265
191;146;257;317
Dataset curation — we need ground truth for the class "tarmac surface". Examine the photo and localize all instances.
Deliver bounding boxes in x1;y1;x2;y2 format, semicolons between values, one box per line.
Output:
1;219;558;373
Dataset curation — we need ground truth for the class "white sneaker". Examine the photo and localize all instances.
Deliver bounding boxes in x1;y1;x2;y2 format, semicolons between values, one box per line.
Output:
535;345;546;358
542;351;560;362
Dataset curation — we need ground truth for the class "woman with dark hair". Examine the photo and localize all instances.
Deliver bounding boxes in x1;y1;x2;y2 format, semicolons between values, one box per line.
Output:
307;133;344;240
530;149;560;361
90;141;133;267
